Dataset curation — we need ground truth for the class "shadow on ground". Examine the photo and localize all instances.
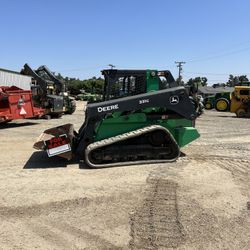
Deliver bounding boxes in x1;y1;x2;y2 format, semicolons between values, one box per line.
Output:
180;152;186;157
217;115;237;118
24;151;73;169
0;122;39;129
24;151;91;169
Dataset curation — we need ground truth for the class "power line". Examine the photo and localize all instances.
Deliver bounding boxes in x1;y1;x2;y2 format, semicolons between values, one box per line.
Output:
185;39;250;63
185;71;229;76
186;46;250;63
58;64;176;72
185;71;250;76
58;65;104;72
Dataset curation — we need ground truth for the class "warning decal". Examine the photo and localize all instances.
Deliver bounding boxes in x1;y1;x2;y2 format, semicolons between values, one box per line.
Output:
20;107;27;115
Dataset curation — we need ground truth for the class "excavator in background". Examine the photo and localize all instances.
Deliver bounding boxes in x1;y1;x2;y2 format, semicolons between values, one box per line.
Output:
21;64;76;118
33;69;200;168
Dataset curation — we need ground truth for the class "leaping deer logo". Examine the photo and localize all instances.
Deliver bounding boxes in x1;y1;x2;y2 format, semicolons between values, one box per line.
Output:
169;95;179;105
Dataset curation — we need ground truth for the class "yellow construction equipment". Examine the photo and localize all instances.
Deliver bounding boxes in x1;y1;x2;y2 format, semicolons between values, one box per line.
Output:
230;86;250;117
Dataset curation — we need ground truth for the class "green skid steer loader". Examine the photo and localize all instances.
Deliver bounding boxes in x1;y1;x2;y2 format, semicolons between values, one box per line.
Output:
33;69;200;168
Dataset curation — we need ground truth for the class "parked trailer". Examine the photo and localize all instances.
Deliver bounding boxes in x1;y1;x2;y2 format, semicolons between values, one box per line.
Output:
0;86;44;124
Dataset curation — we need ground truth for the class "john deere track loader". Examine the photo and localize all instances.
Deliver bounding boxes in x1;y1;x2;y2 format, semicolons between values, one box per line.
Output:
33;69;200;168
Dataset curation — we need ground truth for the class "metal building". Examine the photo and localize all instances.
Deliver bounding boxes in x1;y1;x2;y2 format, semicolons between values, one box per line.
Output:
0;68;32;90
198;86;234;97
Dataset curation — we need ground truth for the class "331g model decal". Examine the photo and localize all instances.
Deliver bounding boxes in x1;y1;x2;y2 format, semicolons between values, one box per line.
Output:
139;99;149;104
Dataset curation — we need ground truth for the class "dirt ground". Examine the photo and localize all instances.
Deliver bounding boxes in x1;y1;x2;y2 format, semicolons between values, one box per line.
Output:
0;102;249;250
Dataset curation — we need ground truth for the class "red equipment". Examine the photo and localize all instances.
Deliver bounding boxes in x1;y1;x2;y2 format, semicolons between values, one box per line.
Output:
0;86;44;124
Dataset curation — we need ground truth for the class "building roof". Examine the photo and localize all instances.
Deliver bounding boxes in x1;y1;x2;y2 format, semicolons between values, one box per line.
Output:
0;67;22;75
198;86;234;95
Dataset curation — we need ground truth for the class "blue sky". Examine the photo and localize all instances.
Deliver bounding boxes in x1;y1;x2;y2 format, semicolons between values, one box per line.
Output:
1;0;250;84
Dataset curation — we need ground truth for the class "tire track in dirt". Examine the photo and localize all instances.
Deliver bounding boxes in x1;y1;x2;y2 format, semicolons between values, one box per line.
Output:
25;221;75;250
182;155;250;184
0;195;128;249
181;154;250;205
211;157;250;194
210;132;250;138
0;192;135;220
188;143;250;151
43;220;122;250
186;154;250;163
0;197;89;219
129;177;185;249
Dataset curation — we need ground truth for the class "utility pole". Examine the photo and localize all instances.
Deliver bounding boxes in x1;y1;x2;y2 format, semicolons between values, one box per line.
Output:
175;61;186;85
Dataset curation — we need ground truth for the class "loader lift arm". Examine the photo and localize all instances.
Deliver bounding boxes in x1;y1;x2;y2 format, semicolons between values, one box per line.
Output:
21;64;66;95
21;63;51;97
36;65;66;93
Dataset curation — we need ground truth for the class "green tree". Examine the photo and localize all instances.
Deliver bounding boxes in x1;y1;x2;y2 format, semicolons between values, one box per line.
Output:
55;72;105;95
186;77;208;87
239;75;249;83
212;83;226;88
226;75;248;87
63;76;104;95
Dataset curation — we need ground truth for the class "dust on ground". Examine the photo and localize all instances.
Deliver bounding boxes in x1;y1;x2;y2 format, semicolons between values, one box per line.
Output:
0;102;249;249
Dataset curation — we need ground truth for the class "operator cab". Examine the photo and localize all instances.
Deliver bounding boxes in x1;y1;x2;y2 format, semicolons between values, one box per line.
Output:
101;69;177;101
